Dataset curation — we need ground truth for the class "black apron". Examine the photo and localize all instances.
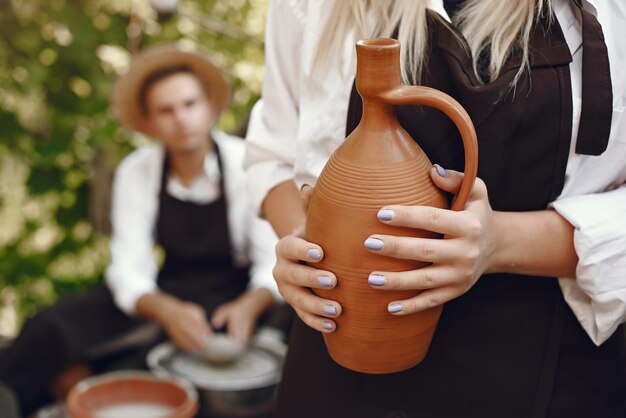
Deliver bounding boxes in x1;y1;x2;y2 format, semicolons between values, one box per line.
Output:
155;141;250;303
274;7;625;418
0;140;249;416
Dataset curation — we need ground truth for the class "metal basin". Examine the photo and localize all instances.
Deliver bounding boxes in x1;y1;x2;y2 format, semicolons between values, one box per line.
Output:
147;328;286;418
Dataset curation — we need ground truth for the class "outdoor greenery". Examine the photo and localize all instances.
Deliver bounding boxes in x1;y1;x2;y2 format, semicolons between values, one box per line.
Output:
0;0;268;334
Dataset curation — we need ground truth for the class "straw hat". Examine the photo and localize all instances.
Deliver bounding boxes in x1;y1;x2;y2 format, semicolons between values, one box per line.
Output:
112;44;231;134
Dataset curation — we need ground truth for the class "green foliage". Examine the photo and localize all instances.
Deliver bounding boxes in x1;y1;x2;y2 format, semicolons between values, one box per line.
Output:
0;0;268;331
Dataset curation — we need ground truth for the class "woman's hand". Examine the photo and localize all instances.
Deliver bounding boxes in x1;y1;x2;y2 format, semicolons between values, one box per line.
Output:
272;185;343;333
274;227;343;333
364;165;496;315
211;288;275;346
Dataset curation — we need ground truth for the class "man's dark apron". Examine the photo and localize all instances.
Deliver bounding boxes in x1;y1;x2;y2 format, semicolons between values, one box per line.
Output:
0;140;249;415
274;6;625;418
155;142;249;304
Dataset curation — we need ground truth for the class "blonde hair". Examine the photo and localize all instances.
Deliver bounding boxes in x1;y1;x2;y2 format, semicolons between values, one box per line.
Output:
314;0;552;85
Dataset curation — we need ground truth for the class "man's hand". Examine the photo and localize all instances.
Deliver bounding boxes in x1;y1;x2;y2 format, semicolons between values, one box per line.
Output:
160;300;212;351
136;292;211;352
211;288;275;346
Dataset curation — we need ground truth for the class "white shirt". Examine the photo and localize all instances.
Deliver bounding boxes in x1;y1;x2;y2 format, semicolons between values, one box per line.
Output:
106;131;280;315
244;0;626;345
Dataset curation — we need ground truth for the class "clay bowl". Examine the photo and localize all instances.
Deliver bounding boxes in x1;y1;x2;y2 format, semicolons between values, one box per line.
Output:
66;370;198;418
201;333;245;365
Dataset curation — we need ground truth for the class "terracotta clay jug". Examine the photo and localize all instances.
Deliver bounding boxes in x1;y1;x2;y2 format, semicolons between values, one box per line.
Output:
305;38;478;374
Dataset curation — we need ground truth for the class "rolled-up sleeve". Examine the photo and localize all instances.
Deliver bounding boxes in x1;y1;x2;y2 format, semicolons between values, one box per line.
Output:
105;151;160;315
243;0;304;215
553;184;626;345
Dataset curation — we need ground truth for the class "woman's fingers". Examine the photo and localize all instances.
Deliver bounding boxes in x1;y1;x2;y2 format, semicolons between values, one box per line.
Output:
273;232;341;333
364;234;478;264
367;266;459;290
385;286;462;315
275;234;325;263
429;165;463;195
275;257;337;289
376;166;487;238
429;165;489;202
367;265;476;315
278;283;342;321
274;234;338;290
376;205;481;238
300;184;314;213
293;306;337;333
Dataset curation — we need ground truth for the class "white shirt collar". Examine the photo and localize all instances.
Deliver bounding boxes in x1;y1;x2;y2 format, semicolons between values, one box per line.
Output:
166;143;221;203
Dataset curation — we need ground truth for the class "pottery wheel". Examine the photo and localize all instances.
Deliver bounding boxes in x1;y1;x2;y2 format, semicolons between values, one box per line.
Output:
147;341;282;391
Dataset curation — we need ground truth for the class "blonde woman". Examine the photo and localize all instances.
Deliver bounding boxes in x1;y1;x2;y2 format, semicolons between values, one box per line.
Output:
245;0;626;416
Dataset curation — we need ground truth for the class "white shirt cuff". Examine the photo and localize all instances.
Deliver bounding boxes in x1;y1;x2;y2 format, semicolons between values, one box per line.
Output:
552;186;626;345
109;276;159;316
247;273;281;302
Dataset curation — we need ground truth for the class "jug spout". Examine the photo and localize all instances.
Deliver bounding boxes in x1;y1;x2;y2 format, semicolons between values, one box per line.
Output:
356;39;403;98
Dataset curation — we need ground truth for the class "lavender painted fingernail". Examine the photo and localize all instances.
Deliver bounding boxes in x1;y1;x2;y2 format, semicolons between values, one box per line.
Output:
377;209;395;222
322;321;333;330
434;164;448;178
388;303;403;313
318;276;333;288
364;237;384;251
368;274;386;286
307;248;322;260
323;305;337;316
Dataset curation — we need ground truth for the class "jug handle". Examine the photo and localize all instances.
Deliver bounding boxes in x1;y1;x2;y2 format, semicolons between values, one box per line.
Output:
382;85;479;211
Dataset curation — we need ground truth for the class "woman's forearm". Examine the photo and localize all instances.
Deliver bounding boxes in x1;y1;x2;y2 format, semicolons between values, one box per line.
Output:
489;209;578;278
262;180;306;238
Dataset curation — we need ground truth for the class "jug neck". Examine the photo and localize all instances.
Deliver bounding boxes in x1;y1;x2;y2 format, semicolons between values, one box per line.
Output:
359;99;398;132
355;38;403;99
355;39;404;132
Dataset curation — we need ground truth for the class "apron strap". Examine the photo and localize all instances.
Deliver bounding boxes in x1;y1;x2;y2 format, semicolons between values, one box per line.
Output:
574;0;613;156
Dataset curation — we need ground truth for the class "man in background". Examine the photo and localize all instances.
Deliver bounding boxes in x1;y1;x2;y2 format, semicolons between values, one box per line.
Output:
0;44;281;416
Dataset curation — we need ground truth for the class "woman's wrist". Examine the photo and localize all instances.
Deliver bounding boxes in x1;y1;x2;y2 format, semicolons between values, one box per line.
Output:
485;209;578;278
485;211;510;274
263;180;305;238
